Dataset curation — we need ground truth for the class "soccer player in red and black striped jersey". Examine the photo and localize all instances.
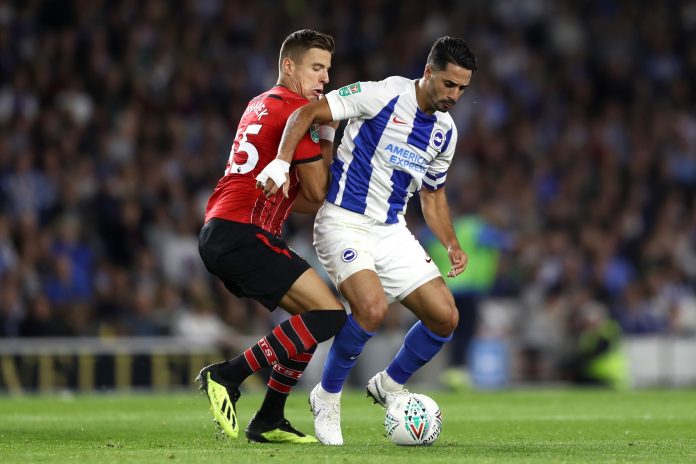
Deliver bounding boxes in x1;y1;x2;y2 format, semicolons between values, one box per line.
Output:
196;30;346;444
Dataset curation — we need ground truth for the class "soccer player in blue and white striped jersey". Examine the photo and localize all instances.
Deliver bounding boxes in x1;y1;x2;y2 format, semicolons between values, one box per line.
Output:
257;36;477;445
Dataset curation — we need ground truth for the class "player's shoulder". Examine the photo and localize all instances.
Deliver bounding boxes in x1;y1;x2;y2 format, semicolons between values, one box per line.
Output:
435;110;456;128
383;75;413;89
271;85;308;102
434;111;458;152
368;75;414;96
257;86;307;107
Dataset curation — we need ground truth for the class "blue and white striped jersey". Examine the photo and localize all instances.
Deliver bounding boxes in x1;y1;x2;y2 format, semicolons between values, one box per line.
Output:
324;76;457;225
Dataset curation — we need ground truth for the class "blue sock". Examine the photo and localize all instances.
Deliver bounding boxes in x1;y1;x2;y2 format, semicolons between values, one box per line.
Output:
321;314;374;393
386;321;452;385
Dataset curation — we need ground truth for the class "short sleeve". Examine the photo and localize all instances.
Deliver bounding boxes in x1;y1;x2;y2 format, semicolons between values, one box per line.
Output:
277;98;320;164
325;80;394;121
292;128;321;164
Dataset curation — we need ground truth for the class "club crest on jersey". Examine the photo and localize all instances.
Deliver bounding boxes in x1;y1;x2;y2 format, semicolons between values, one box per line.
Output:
430;128;446;151
310;124;320;143
341;248;357;263
338;82;362;97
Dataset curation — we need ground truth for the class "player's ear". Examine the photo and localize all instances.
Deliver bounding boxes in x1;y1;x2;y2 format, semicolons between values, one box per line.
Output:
281;57;295;76
424;64;433;80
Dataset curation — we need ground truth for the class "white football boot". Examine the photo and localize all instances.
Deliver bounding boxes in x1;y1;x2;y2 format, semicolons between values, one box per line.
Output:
366;370;409;408
309;383;343;445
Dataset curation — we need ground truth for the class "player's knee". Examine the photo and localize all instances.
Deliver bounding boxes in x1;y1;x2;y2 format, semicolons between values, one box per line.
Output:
426;303;458;337
444;305;459;334
355;300;389;332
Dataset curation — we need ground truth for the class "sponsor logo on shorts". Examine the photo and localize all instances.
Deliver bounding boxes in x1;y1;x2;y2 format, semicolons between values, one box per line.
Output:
341;248;357;263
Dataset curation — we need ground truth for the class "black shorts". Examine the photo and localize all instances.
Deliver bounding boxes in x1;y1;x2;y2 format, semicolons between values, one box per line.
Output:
198;218;311;310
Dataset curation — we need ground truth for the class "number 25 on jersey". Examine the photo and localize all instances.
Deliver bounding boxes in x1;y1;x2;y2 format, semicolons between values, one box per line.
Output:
225;124;262;175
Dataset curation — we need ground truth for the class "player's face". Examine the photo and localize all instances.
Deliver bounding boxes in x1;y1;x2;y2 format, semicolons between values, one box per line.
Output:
424;63;472;113
292;48;332;101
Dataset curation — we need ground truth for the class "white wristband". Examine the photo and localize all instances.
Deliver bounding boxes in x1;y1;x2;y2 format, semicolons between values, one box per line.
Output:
255;159;290;188
318;125;335;142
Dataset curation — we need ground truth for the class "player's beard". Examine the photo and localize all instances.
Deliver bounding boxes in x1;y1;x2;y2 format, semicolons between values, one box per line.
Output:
437;99;455;112
432;87;455;112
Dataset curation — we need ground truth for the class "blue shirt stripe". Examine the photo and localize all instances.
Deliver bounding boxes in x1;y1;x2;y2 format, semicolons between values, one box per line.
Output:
406;109;437;151
422;180;446;191
386;169;413;224
425;171;447;182
339;96;399;213
442;128;453;153
326;157;344;204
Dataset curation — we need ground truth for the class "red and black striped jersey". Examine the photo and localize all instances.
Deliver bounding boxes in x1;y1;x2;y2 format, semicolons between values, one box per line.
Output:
205;86;321;236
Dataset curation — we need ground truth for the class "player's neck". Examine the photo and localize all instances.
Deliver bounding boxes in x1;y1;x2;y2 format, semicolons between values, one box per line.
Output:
277;77;302;98
415;79;435;115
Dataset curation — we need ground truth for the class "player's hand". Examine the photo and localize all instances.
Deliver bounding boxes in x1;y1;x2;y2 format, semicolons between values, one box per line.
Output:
255;159;290;198
446;246;468;278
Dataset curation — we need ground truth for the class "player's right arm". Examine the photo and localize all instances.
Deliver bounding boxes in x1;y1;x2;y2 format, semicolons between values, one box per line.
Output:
280;99;335;164
279;79;391;167
256;99;335;198
259;80;392;197
254;99;333;198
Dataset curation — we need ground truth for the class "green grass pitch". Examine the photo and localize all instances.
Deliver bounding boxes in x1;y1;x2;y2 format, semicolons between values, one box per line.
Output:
1;388;695;463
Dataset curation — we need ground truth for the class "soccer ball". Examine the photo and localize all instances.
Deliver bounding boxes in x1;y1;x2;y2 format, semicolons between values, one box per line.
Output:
384;393;442;446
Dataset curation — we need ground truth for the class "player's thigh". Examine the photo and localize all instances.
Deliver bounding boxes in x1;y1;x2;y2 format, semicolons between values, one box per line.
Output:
374;225;441;303
313;204;388;330
313;202;377;292
400;277;459;337
280;267;343;314
200;219;311;311
339;269;389;332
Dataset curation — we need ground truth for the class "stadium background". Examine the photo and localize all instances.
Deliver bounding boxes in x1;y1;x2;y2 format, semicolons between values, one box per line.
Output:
1;0;696;392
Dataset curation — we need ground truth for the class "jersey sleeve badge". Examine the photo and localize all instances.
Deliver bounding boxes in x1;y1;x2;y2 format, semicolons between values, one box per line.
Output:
338;82;362;96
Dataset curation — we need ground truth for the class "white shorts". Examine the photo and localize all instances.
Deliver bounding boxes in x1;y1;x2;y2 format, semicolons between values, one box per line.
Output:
313;202;441;303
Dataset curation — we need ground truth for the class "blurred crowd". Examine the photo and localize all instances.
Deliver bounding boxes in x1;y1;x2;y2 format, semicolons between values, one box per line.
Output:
1;0;696;378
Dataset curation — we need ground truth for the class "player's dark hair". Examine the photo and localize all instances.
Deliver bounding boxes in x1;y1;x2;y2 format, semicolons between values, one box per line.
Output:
279;29;335;65
427;36;477;72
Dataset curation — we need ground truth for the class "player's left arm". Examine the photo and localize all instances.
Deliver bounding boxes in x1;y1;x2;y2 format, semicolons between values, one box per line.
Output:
420;186;468;278
292;191;323;214
294;125;337;206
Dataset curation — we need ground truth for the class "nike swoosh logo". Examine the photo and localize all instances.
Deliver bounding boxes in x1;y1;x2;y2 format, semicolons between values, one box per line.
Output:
392;116;407;125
